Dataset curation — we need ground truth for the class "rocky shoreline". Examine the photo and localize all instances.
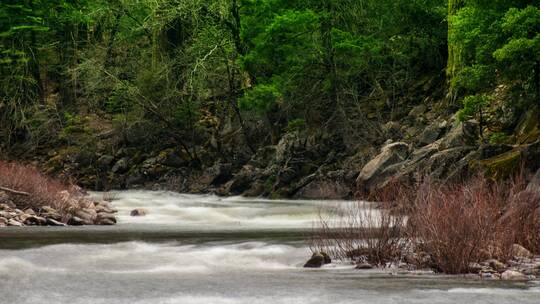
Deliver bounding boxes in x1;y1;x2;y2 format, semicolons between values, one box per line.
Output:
0;190;117;227
306;244;540;282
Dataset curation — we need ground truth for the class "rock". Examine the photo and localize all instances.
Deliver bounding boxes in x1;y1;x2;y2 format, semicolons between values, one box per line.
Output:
294;178;351;200
321;252;332;264
40;206;57;214
130;208;148;216
501;270;528;281
0;211;14;219
418;121;447;146
409;104;427;117
486;259;506;272
74;209;95;222
440;120;478;150
468;263;483;273
0;192;15;208
512;244;533;259
97;218;116;225
23;208;36;215
356;142;410;191
7;219;23;227
97;155;115;169
0;217;7;227
46;218;66;226
0;202;16;210
112;157;129;174
356;262;373;270
303;253;325;268
67;216;88;226
97;212;117;224
24;216;46;226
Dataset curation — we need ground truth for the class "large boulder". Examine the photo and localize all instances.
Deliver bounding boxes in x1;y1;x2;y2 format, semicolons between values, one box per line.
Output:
356;142;410;191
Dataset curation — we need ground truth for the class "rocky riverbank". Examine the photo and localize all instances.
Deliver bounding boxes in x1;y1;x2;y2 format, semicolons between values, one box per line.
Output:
16;100;539;201
0;190;117;227
305;244;540;282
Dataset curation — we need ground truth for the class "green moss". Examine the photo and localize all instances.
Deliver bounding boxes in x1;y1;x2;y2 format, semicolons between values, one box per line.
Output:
515;107;540;144
478;148;521;179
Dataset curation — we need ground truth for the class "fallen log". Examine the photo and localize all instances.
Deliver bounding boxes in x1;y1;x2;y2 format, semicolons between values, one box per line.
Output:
0;186;30;196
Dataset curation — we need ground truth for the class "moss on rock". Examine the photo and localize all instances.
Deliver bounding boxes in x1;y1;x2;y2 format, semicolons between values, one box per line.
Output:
477;148;522;179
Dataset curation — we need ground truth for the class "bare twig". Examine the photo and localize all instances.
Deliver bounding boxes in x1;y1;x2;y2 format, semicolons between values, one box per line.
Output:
0;186;30;196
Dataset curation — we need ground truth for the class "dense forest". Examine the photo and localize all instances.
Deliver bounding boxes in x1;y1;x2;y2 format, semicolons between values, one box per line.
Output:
1;0;539;198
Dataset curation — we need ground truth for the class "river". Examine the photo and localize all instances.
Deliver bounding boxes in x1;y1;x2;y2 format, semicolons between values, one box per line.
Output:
1;190;539;303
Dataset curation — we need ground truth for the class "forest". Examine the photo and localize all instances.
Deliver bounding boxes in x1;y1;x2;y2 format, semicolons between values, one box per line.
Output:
1;0;539;197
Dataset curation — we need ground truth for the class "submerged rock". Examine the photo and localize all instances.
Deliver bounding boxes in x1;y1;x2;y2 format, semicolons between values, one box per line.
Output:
130;208;149;216
355;262;373;270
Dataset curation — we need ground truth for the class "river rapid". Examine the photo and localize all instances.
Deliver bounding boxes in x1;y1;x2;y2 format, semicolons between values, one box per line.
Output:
1;191;539;304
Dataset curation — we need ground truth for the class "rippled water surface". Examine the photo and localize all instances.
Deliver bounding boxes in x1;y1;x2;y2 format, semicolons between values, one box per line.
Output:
1;191;538;304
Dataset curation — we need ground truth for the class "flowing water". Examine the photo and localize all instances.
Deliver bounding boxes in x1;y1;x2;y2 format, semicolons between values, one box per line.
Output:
1;191;539;304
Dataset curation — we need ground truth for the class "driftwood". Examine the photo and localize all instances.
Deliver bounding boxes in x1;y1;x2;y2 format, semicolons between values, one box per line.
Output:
0;186;30;196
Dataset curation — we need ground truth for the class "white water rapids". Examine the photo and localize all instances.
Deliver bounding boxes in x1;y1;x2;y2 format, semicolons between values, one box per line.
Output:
1;191;539;303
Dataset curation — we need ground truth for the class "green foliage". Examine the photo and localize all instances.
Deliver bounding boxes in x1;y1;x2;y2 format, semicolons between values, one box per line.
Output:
285;118;306;133
457;94;493;121
238;84;281;115
489;132;509;144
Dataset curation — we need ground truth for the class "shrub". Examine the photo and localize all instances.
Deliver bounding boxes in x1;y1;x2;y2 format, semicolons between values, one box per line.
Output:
409;176;516;274
0;160;85;220
313;173;536;274
311;201;408;266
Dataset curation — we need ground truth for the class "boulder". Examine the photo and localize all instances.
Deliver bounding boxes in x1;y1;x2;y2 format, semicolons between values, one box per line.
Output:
46;218;66;226
67;216;89;226
74;209;95;222
486;259;506;272
112;157;129;174
303;253;325;268
96;154;115;170
7;219;23;227
97;212;117;224
501;270;528;281
418;120;447;146
130;208;148;216
356;142;410;191
440;120;478;150
512;244;533;259
97;218;116;225
24;215;46;226
0;217;7;227
0;211;14;219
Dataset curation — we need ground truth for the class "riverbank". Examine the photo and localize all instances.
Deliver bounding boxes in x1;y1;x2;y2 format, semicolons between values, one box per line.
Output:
0;161;117;227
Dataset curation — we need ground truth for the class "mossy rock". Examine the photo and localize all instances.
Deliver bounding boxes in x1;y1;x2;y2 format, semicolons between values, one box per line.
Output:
515;107;540;144
477;148;522;179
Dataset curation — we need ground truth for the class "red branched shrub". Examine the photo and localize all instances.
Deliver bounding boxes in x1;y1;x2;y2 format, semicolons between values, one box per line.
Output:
0;160;83;219
313;172;538;274
410;176;516;274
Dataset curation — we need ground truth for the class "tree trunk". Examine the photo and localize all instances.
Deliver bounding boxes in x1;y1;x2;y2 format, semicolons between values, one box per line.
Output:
446;0;464;101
